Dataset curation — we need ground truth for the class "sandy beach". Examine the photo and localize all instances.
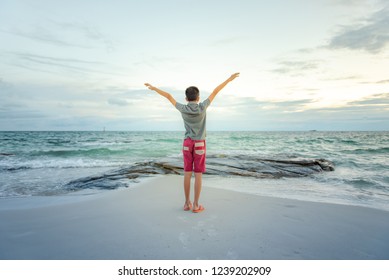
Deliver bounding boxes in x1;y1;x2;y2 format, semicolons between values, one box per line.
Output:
1;175;389;260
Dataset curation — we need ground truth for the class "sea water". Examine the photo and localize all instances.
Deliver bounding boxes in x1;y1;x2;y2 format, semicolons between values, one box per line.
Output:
0;131;388;211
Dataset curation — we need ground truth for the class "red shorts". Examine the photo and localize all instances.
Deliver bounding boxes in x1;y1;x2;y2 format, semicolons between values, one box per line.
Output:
183;138;206;173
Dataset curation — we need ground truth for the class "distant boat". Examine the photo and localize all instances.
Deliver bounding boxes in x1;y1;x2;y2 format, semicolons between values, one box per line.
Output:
309;130;317;132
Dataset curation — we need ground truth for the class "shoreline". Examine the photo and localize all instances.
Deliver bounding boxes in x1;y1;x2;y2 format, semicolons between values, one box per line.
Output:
1;173;388;213
1;175;389;260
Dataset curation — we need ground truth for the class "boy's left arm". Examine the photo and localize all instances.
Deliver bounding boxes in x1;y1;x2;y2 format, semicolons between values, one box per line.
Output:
208;73;239;103
144;83;176;106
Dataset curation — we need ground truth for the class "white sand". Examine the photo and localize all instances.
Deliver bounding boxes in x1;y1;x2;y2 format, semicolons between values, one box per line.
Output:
1;175;389;260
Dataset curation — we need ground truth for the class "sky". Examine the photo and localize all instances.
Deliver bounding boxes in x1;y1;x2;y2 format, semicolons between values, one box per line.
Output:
0;0;388;131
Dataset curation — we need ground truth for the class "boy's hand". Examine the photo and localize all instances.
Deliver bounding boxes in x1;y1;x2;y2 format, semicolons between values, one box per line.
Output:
144;83;177;106
144;83;156;91
227;72;240;82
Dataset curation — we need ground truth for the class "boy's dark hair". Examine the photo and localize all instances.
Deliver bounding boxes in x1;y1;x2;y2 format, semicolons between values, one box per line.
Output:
185;86;199;101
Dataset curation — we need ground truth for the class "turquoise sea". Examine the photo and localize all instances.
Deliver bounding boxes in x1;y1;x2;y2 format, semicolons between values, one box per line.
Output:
1;131;388;211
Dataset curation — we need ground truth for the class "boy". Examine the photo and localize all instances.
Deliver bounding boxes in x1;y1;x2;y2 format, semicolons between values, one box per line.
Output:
145;72;239;213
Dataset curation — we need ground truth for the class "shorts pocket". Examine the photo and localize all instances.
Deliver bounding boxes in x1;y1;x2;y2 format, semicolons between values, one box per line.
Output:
194;142;205;147
183;146;190;151
195;149;205;155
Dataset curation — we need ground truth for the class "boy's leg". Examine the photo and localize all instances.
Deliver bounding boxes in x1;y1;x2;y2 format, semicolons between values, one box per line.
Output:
193;172;203;211
192;140;206;212
183;138;194;210
184;171;192;210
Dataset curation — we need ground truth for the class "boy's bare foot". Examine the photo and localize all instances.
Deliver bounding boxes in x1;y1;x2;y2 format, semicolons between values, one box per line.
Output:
183;201;192;211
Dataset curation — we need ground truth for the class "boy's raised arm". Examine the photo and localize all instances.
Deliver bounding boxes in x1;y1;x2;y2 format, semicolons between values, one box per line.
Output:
208;72;240;103
144;83;176;106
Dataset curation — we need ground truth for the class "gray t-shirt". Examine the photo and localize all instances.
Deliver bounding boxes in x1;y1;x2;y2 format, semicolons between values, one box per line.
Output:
175;98;211;140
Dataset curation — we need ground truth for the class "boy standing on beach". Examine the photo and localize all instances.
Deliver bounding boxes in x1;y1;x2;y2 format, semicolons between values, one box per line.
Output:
145;72;239;213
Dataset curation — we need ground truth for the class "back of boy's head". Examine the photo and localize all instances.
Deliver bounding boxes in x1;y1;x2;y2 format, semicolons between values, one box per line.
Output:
185;86;199;101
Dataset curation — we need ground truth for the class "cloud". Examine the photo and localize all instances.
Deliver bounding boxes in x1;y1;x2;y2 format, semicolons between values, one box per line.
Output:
237;98;314;111
323;75;362;82
48;20;115;52
328;6;389;53
12;52;103;66
0;78;13;89
0;109;47;120
347;92;389;106
2;28;85;49
271;60;321;76
1;80;388;131
107;97;129;106
6;52;122;77
0;19;114;51
210;96;317;122
207;93;389;130
271;99;316;109
329;0;376;6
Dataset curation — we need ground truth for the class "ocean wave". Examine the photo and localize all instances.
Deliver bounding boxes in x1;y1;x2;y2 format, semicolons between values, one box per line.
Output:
0;158;124;171
343;178;382;189
0;153;15;156
339;139;360;145
46;139;73;145
1;131;388;209
353;147;389;154
340;147;389;155
29;147;130;157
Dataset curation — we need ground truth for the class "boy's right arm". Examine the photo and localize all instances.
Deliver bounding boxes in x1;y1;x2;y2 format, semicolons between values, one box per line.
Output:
208;72;239;103
144;83;177;106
